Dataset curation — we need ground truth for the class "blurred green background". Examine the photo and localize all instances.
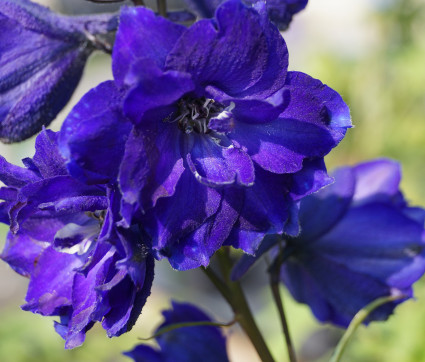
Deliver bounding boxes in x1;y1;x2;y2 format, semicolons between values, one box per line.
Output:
1;0;425;361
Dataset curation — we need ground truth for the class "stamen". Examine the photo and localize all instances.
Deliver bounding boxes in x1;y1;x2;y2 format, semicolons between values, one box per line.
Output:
169;96;228;135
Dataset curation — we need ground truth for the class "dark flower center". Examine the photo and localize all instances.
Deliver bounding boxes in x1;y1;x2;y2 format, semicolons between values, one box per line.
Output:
166;97;226;134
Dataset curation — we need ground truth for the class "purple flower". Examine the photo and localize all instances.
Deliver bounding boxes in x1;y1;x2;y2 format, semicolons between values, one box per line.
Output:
184;0;308;29
0;129;154;349
124;301;229;362
59;0;350;270
0;0;118;143
233;159;425;326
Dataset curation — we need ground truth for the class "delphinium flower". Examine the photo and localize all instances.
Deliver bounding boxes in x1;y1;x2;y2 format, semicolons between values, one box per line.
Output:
0;0;118;143
233;159;425;326
183;0;308;29
124;301;229;362
0;129;154;349
59;0;351;271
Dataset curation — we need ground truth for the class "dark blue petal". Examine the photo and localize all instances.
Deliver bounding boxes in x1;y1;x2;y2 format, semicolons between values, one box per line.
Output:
22;246;82;316
119;124;184;215
187;135;255;187
288;158;333;202
165;0;288;99
32;129;68;178
225;167;294;254
279;159;425;326
123;60;195;125
142;169;222;268
298;166;355;241
352;158;402;204
113;6;185;84
158;187;240;270
0;156;39;187
124;345;162;362
247;0;308;30
311;203;425;289
0;232;47;277
227;72;351;175
0;0;118;142
281;252;406;327
125;301;228;362
231;234;281;281
11;176;105;232
59;81;132;185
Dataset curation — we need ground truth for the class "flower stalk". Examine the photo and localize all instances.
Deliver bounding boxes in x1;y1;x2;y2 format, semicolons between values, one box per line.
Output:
269;247;297;362
157;0;167;17
330;294;405;362
270;281;297;362
204;249;275;362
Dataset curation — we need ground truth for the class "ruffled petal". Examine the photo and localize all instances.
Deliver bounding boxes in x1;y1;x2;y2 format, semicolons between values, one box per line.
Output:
281;71;352;147
142;169;222;262
11;175;104;232
159;187;240;270
119;124;185;214
165;0;288;99
287;158;333;201
229;72;350;175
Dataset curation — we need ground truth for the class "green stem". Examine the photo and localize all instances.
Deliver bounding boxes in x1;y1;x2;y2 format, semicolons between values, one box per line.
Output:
267;245;296;362
330;294;405;362
204;249;275;362
157;0;167;17
201;266;233;304
270;281;297;362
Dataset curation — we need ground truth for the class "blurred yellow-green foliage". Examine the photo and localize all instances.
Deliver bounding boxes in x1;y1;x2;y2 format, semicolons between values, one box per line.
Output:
0;0;425;361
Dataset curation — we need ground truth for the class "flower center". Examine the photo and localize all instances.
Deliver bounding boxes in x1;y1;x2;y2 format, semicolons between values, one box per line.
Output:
166;97;226;134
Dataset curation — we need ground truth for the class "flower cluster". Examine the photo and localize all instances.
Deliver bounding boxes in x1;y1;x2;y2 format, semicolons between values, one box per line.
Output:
61;0;351;271
0;129;154;348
